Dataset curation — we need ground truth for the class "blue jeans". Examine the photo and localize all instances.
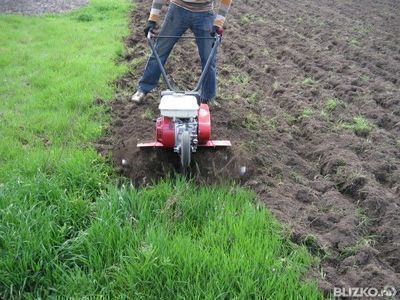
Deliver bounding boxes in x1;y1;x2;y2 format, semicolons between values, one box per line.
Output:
138;3;216;102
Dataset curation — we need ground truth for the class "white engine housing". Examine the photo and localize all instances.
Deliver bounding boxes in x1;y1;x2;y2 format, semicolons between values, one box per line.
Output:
159;93;199;118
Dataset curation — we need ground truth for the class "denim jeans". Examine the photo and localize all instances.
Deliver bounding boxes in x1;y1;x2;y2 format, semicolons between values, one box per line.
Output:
138;3;216;102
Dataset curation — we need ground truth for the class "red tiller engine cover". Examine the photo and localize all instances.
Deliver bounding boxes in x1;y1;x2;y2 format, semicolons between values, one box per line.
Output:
198;103;211;144
156;116;175;148
155;104;212;148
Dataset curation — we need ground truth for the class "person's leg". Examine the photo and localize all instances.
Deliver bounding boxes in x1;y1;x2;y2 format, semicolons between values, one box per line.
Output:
138;4;189;94
191;11;216;102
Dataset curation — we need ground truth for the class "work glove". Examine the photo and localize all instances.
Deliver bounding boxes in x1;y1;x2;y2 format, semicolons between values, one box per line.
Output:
210;25;224;37
144;21;156;37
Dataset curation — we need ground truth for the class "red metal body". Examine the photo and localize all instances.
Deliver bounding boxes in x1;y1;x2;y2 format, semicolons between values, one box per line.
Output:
198;103;211;144
156;116;175;148
137;104;231;148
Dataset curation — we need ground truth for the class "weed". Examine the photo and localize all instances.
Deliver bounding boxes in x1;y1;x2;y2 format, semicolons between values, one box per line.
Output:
264;116;278;130
130;56;147;68
340;238;375;258
300;108;314;119
229;73;250;85
353;24;373;35
247;92;259;104
319;109;328;119
284;113;297;125
361;74;370;82
349;38;360;47
241;113;259;130
272;81;281;91
241;112;278;131
239;14;263;26
316;20;325;27
141;108;153;121
289;171;308;185
340;116;373;137
262;48;271;57
324;98;343;112
302;77;316;87
335;167;368;198
232;93;241;101
301;234;326;257
355;208;371;235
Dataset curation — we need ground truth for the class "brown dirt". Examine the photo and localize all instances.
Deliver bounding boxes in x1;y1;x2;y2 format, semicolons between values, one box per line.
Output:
97;0;400;293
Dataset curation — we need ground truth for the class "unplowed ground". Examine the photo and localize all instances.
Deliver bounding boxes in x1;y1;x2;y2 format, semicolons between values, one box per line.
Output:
0;0;88;15
97;0;400;292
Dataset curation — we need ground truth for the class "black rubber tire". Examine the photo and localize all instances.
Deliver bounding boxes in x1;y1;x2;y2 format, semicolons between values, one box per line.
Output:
180;130;191;169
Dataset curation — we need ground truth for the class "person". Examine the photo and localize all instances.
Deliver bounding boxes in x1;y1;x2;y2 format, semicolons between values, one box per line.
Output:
131;0;232;103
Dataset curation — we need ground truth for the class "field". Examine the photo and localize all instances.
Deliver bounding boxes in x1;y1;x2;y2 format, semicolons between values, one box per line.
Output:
101;0;400;292
0;0;324;298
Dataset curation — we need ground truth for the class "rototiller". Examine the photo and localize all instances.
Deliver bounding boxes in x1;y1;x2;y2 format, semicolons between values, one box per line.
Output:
137;32;231;169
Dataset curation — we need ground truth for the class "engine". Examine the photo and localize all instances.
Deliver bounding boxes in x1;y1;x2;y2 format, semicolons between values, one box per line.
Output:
155;103;211;152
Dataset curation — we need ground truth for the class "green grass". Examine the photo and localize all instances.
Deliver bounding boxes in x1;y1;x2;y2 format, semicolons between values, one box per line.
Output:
0;179;322;298
0;1;322;298
0;0;131;182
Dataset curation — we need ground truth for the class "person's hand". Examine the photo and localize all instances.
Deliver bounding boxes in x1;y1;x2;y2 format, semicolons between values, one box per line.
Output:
210;25;224;37
144;21;156;37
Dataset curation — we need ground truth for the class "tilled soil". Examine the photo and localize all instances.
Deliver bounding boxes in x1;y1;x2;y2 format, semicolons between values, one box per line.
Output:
0;0;88;15
97;0;400;293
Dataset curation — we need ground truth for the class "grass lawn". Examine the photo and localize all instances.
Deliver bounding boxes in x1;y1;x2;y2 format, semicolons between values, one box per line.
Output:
0;0;323;298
